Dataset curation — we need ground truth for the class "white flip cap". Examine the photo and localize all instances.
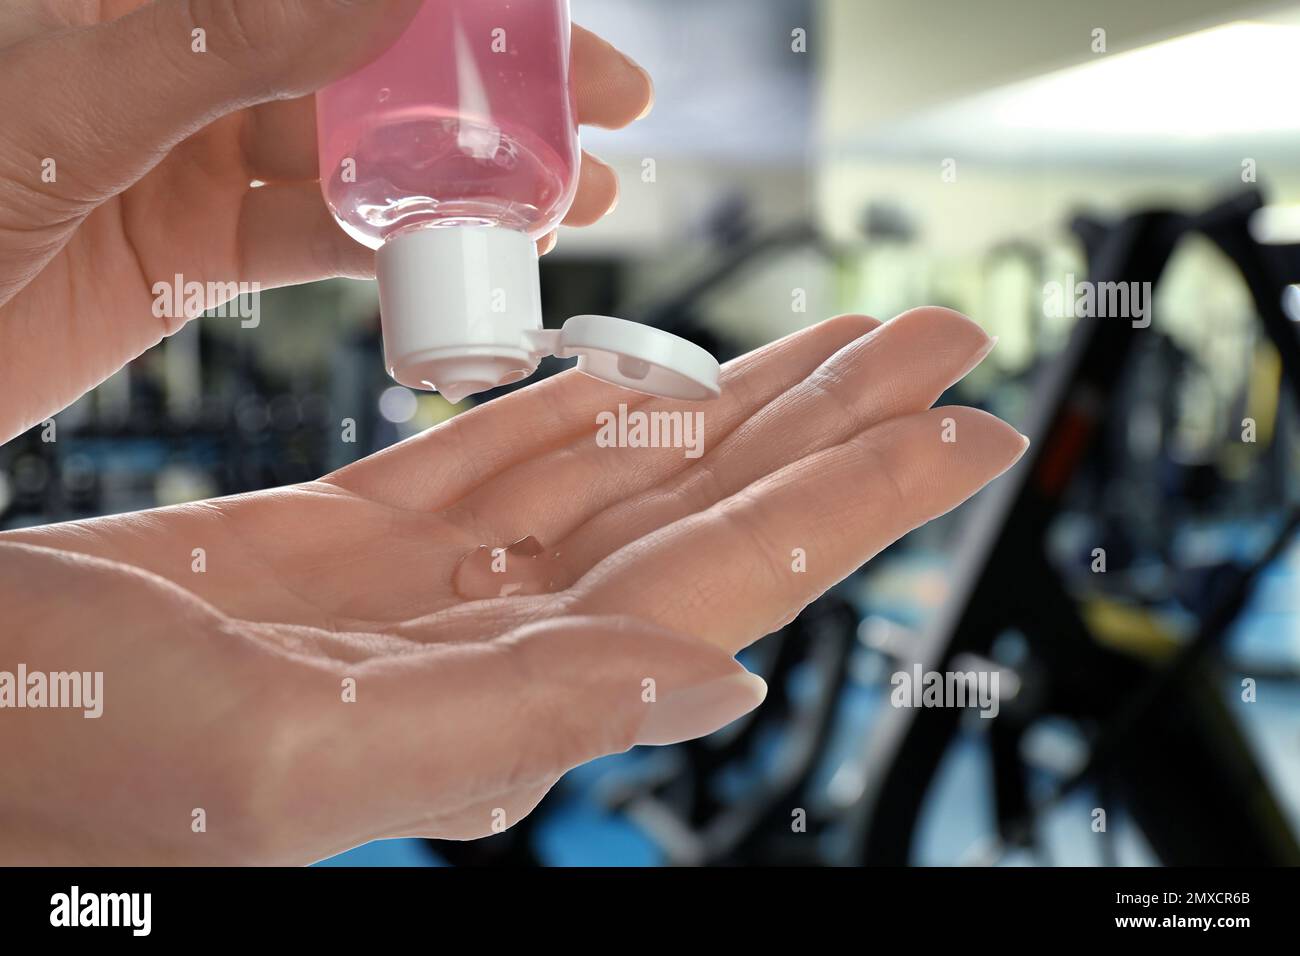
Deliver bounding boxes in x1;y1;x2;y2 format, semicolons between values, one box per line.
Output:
526;316;720;401
376;225;720;403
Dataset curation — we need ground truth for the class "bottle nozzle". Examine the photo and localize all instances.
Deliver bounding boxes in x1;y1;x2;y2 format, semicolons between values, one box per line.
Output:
400;354;534;403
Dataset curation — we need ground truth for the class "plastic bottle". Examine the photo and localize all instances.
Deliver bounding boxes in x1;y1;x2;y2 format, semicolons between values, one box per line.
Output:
316;0;718;403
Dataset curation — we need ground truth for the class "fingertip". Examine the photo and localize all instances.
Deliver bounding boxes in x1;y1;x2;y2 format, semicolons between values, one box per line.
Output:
935;406;1030;472
888;306;991;348
562;153;619;227
605;51;655;128
824;313;883;338
628;55;655;121
573;27;656;129
891;305;972;324
636;670;767;747
238;181;375;284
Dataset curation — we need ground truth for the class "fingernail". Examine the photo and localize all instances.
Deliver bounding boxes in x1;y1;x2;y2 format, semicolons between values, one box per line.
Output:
954;333;998;383
1014;432;1031;458
637;672;767;746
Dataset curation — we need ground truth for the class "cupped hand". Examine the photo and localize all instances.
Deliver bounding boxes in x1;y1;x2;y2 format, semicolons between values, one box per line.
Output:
0;308;1024;864
0;0;648;443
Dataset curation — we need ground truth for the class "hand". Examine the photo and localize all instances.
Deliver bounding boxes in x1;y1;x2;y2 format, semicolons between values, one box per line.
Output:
0;308;1024;864
0;0;651;443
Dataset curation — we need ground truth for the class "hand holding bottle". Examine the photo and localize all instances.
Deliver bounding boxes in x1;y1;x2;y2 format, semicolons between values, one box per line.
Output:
0;0;651;443
0;0;1029;869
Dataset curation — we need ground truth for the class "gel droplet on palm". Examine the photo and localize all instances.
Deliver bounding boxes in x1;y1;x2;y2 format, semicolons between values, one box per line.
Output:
316;0;723;404
453;535;567;599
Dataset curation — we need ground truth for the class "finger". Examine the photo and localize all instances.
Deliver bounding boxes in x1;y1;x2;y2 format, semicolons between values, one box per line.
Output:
452;310;941;541
324;314;880;513
237;181;376;285
117;180;379;319
529;308;994;586
242;22;655;182
537;230;559;256
575;407;1029;653
0;1;86;49
561;152;619;227
0;0;424;214
572;24;654;129
162;152;614;296
241;95;321;184
317;616;765;841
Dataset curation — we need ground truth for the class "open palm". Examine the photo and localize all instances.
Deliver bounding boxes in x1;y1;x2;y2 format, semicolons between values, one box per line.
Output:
2;308;1021;864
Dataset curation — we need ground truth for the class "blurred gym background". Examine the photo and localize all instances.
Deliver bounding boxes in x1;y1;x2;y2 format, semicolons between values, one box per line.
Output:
6;0;1300;865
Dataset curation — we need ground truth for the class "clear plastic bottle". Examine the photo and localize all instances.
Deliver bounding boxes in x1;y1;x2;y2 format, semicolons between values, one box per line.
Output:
318;0;719;403
318;0;579;251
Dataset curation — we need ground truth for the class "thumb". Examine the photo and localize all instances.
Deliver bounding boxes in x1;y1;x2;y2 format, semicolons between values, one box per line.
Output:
496;614;771;754
351;616;767;822
0;0;423;209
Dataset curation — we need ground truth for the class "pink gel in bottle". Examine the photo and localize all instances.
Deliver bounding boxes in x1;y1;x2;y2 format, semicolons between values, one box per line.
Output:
319;0;722;404
317;0;581;402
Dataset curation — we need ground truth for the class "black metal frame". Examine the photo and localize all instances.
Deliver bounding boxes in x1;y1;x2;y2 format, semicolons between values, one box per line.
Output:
846;190;1300;865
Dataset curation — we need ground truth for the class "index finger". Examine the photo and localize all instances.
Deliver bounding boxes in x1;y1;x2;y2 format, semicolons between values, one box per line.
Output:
573;407;1030;654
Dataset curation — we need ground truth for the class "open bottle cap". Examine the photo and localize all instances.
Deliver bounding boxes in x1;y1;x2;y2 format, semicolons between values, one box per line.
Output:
378;226;720;403
526;315;720;401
